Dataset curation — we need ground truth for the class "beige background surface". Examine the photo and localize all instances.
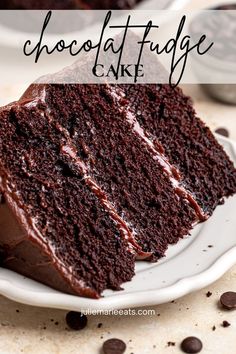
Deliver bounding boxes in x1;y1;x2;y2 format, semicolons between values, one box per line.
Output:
1;0;236;353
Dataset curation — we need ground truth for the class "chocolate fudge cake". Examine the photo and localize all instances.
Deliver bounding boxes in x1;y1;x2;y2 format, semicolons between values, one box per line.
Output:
0;0;143;9
0;83;236;298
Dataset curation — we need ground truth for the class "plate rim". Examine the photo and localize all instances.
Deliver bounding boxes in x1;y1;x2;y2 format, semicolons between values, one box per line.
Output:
1;245;236;312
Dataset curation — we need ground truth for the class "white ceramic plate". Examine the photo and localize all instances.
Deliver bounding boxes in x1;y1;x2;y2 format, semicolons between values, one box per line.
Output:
0;134;235;311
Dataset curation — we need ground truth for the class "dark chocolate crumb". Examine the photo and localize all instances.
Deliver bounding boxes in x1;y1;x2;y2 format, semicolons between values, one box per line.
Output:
16;309;20;313
54;322;59;326
208;245;213;248
181;336;203;353
215;127;229;138
97;323;103;328
222;320;231;328
66;311;87;331
102;338;126;354
212;325;216;331
167;341;176;346
50;319;54;322
206;291;212;298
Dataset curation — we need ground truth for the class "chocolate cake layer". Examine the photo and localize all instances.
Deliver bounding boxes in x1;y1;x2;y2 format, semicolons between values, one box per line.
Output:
122;84;236;214
0;97;136;298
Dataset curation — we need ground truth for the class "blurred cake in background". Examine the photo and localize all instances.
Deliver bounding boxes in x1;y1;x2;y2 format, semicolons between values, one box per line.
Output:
0;0;144;9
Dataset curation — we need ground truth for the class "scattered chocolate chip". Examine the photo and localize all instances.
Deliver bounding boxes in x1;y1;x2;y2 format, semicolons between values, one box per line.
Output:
167;341;176;346
215;127;229;137
102;338;126;354
220;291;236;310
222;320;231;328
16;309;20;313
54;321;59;326
65;311;87;330
206;291;212;298
181;337;203;353
97;323;103;328
208;245;213;248
212;325;216;331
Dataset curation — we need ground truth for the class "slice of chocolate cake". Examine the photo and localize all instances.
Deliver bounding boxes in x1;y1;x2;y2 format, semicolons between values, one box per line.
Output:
0;82;235;298
0;0;143;9
0;90;138;298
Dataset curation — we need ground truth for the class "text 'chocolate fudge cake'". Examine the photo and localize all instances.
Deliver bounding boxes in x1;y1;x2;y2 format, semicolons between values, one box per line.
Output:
0;83;236;298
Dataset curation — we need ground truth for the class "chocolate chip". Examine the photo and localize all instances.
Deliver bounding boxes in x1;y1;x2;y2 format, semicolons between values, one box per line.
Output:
65;311;87;330
102;338;126;354
222;320;231;328
212;325;216;331
181;337;203;353
215;128;229;137
220;291;236;310
97;322;103;328
206;291;212;298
